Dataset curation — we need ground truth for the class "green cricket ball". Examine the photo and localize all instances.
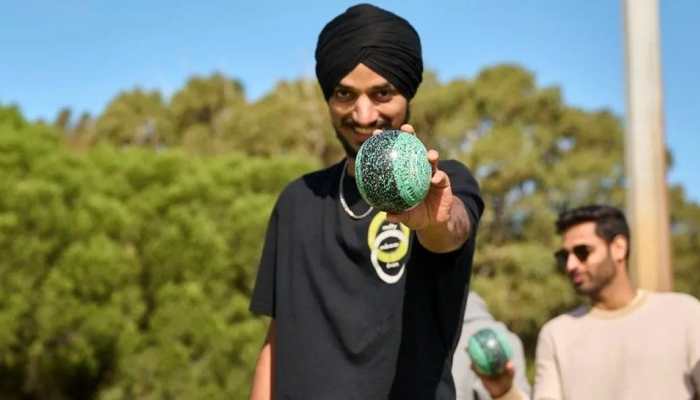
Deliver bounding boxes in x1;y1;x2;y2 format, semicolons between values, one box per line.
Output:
355;130;432;214
467;328;513;376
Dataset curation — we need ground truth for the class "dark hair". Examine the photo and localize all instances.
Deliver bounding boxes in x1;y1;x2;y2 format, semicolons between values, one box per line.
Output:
556;205;630;258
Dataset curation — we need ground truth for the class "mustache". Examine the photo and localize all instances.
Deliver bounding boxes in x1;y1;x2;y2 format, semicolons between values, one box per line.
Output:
341;119;392;130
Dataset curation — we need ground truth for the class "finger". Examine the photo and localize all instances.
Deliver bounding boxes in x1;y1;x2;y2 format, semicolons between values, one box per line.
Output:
400;124;415;133
469;363;486;379
427;149;439;175
428;149;439;161
504;361;516;378
431;169;449;188
386;213;400;223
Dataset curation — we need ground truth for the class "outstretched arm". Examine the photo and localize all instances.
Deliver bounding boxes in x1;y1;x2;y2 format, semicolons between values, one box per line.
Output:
385;124;472;253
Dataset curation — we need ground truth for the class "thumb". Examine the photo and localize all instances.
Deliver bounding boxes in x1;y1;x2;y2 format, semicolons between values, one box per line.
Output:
504;360;515;378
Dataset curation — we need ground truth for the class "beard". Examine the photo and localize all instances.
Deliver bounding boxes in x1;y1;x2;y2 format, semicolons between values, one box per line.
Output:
574;251;617;296
335;129;359;159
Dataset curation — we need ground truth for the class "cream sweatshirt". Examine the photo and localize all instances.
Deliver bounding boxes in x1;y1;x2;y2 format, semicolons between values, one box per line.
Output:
530;290;700;400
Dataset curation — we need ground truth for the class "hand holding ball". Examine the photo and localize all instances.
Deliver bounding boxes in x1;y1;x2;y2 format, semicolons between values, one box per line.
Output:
354;130;432;214
467;328;513;376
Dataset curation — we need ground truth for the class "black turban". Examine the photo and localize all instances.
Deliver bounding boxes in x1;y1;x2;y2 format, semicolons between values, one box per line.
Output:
315;3;423;100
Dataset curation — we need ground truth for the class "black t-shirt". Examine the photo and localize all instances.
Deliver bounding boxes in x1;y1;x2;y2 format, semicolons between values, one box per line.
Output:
250;159;483;400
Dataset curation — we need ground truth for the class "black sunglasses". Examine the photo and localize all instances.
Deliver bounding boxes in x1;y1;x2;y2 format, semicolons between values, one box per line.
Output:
554;245;593;269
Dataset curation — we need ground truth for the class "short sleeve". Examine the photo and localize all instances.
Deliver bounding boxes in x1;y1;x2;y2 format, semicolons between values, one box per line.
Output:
249;205;279;317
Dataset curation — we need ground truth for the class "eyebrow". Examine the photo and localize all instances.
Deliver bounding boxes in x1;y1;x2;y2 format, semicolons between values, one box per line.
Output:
334;83;397;92
371;83;396;91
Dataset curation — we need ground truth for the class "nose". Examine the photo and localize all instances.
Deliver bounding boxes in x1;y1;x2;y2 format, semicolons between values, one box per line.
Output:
565;254;580;274
352;95;379;127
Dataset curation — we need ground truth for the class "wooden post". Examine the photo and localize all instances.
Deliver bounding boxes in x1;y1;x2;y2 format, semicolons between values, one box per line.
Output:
622;0;672;291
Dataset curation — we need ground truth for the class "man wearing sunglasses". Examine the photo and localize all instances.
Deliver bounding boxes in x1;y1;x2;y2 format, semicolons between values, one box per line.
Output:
479;204;700;399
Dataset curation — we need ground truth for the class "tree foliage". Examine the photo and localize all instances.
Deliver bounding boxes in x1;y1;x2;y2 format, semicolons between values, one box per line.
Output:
1;106;317;399
1;64;698;397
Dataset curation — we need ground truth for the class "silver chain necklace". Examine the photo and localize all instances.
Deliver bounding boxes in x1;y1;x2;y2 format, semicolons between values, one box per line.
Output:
339;160;374;220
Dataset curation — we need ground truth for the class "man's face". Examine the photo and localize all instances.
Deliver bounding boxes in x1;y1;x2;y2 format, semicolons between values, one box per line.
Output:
557;222;617;296
327;63;409;158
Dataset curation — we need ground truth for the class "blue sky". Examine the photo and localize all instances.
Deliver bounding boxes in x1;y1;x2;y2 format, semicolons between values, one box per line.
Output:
2;1;698;202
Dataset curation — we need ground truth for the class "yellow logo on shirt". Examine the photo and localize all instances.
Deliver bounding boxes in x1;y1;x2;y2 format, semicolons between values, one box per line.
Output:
367;212;410;284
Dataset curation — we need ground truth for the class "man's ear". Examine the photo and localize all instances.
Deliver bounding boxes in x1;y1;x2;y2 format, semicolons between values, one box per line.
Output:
610;235;628;263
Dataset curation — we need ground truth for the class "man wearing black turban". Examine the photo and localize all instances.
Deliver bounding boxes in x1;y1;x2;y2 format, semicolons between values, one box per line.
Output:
250;4;484;399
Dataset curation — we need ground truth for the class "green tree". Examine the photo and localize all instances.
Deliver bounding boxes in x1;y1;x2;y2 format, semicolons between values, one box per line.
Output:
0;106;317;398
94;89;173;147
220;79;342;164
670;186;700;299
170;73;246;153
